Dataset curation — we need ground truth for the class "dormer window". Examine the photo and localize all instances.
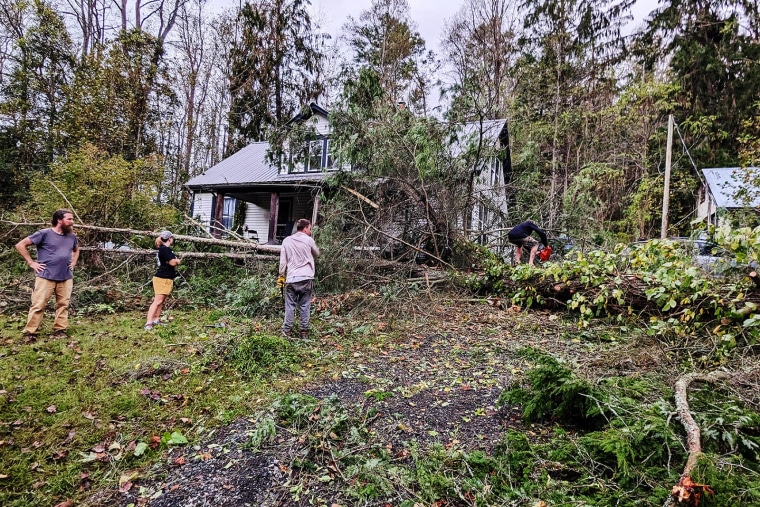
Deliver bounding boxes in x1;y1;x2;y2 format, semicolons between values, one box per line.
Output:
285;138;339;173
304;139;324;172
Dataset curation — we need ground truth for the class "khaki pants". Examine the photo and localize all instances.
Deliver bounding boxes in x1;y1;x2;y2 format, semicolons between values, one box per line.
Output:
24;278;74;334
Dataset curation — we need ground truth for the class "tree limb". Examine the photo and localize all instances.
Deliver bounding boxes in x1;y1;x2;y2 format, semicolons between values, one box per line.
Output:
78;246;277;260
664;370;730;507
2;221;281;254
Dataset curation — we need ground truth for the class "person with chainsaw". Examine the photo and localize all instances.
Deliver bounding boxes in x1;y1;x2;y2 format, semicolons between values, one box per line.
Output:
145;231;180;330
279;218;320;339
507;220;549;267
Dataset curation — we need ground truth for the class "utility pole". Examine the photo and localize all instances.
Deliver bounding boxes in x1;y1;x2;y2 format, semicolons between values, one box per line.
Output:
661;114;674;239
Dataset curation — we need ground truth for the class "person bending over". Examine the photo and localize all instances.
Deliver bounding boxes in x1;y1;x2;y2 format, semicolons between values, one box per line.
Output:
507;220;548;267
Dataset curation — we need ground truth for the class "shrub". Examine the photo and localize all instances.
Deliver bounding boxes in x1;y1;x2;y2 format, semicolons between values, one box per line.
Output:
499;348;606;428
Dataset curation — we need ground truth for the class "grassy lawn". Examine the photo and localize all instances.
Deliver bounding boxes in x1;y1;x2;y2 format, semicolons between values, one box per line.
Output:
0;307;384;506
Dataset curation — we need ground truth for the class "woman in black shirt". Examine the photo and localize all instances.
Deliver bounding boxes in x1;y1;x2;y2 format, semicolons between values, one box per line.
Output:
145;231;180;330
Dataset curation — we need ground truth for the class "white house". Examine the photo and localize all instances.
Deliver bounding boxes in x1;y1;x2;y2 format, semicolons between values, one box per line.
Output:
186;104;512;248
187;104;333;243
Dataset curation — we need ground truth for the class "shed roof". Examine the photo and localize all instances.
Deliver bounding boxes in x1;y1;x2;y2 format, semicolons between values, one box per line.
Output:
702;167;760;208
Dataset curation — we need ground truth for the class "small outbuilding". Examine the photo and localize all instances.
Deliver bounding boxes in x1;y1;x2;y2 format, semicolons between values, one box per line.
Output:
697;167;760;226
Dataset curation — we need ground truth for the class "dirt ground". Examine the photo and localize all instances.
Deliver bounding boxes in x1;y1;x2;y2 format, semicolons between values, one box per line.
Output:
104;303;666;507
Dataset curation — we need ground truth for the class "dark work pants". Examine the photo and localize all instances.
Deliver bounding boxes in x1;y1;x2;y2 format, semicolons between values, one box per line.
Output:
283;279;313;333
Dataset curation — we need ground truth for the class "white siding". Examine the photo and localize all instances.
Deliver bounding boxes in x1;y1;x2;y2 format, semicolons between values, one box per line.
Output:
191;192;214;229
309;113;331;136
244;202;270;243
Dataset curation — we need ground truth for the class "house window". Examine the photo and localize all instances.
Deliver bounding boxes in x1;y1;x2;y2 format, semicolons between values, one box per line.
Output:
477;204;489;245
325;138;334;169
222;197;236;231
304;139;324;172
489;158;502;186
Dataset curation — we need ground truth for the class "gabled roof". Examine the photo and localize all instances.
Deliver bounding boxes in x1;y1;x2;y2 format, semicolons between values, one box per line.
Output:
702;167;760;208
286;103;329;126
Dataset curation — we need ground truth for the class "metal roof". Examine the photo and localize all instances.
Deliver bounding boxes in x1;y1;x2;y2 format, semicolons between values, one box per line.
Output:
702;167;760;208
186;142;328;189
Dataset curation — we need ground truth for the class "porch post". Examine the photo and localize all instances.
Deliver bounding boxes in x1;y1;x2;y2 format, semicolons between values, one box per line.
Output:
212;191;225;239
311;194;320;225
268;191;280;244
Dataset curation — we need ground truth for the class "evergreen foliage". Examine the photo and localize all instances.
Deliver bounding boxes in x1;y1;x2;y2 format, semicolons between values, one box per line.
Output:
499;348;607;427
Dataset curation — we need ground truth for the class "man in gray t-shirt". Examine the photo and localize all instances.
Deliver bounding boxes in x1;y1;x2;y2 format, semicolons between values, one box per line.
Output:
15;209;79;340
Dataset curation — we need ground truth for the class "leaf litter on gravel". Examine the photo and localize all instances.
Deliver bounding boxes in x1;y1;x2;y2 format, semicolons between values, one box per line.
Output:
111;302;630;507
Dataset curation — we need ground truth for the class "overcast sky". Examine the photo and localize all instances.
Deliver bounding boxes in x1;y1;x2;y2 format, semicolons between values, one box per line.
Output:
310;0;661;52
218;0;662;53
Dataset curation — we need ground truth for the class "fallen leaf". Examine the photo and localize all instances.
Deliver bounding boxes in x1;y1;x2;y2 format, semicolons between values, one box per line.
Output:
119;469;140;487
53;501;74;507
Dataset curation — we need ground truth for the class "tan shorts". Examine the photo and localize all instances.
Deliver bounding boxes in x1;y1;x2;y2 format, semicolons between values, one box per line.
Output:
152;277;174;296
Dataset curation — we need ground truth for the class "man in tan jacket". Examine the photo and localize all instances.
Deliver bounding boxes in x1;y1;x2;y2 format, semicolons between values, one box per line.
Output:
279;218;320;339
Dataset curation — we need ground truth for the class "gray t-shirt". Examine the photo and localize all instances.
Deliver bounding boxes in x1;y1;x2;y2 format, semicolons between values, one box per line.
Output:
28;228;79;281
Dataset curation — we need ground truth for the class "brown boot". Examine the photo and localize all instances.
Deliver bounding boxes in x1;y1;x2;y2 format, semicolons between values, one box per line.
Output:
22;333;38;344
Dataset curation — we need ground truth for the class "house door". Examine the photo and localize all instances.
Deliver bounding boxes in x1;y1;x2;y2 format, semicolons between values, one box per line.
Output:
276;200;292;241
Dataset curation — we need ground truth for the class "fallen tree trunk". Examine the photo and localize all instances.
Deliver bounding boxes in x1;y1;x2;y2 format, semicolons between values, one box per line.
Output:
664;370;730;507
497;271;760;318
3;221;281;254
78;246;278;260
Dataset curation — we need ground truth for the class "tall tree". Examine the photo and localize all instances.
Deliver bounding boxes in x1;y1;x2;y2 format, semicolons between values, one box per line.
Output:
227;0;325;151
441;0;519;123
344;0;426;105
512;0;632;228
0;0;74;208
61;29;175;161
637;0;760;167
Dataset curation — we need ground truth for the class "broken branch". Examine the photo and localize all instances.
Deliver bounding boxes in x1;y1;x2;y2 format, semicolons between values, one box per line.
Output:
664;370;730;507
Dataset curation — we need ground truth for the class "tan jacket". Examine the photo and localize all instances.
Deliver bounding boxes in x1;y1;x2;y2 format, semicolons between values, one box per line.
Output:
279;232;320;283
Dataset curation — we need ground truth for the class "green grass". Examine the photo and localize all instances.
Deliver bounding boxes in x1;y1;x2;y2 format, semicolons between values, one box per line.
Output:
0;309;374;506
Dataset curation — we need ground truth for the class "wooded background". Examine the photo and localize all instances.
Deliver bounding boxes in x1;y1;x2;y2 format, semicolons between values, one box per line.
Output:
1;0;759;243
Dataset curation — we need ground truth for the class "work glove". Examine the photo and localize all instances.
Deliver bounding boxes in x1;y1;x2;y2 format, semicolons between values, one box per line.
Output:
277;275;286;289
